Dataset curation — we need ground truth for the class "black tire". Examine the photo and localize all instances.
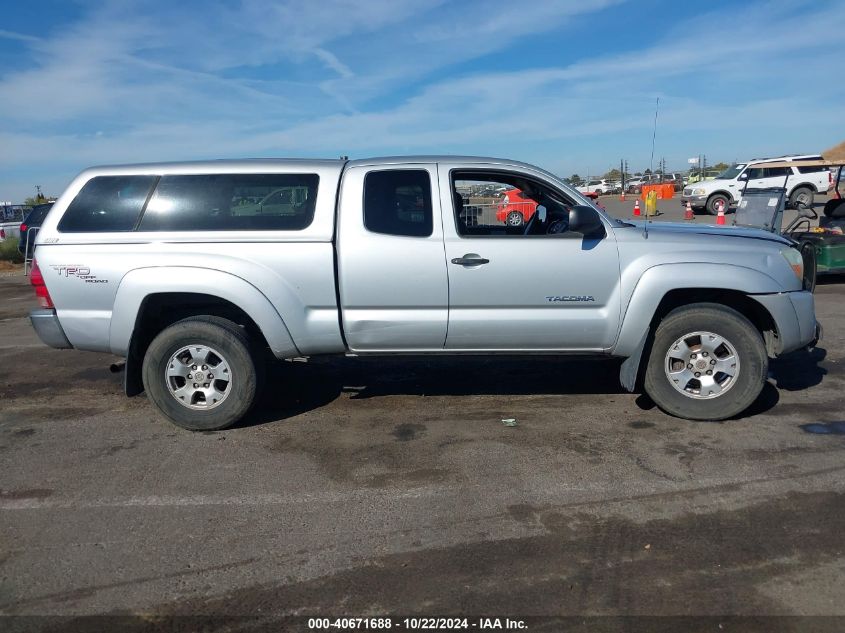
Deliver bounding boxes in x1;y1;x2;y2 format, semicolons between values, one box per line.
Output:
643;303;768;421
789;187;814;210
506;211;524;227
705;193;729;216
142;316;261;431
798;240;817;293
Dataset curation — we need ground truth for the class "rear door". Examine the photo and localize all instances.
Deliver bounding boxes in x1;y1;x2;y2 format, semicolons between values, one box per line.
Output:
440;164;622;351
336;163;449;351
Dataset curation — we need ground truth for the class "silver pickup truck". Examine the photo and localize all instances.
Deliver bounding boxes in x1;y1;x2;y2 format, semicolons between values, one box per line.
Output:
28;156;820;430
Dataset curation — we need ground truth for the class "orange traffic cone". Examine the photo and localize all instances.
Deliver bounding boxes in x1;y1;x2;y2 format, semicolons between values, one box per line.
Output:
633;200;641;217
716;200;726;225
684;201;694;221
620;190;626;202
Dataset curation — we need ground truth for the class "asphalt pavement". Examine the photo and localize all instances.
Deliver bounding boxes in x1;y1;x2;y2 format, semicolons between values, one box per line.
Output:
1;251;845;631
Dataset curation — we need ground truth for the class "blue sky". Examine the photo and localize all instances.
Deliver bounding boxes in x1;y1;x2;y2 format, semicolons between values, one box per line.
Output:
1;0;843;201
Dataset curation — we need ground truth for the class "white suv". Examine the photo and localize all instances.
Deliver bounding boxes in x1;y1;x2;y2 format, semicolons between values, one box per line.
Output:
681;155;831;215
577;179;614;195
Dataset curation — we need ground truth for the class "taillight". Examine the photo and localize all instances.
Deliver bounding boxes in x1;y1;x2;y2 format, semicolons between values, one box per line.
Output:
0;228;5;239
30;260;54;309
20;223;28;234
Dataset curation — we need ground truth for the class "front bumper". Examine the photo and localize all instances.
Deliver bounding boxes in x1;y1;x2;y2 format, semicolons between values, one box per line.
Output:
681;194;708;209
30;309;72;349
750;291;819;356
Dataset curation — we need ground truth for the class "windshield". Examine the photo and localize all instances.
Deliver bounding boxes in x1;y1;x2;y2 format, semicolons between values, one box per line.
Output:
716;164;746;180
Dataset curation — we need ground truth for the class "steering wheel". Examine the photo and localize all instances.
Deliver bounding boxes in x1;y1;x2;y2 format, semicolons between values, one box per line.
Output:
546;218;568;234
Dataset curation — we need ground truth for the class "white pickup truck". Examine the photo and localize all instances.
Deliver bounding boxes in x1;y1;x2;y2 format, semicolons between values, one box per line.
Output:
28;156;819;430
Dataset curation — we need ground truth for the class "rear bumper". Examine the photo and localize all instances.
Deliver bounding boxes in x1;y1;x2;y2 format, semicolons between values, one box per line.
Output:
30;309;73;349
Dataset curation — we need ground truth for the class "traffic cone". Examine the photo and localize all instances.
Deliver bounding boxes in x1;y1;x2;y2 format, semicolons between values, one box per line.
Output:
620;190;626;202
716;200;726;225
684;201;694;221
633;200;641;217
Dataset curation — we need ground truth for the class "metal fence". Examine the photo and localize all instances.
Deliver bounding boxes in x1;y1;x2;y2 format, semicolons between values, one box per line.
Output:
459;200;536;227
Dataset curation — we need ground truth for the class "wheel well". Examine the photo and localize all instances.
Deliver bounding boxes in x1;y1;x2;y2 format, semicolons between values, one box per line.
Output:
650;289;779;355
791;183;817;194
708;191;732;202
124;293;269;396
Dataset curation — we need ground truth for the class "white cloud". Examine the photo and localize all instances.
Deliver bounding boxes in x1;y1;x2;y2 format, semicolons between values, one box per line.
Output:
0;0;842;200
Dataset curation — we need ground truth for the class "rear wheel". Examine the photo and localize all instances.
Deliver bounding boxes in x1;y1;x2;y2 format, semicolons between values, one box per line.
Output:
789;187;814;210
142;316;261;430
506;211;524;227
644;304;767;420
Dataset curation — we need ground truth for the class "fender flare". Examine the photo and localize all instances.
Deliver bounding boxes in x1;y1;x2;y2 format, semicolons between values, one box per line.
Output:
615;263;783;391
109;266;300;358
789;182;818;195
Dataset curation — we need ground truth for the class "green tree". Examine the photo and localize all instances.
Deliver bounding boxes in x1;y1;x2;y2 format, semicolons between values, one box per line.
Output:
711;162;729;171
23;194;47;206
603;168;622;180
569;173;584;185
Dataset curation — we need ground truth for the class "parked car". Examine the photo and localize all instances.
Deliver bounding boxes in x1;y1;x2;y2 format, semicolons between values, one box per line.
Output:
17;203;54;256
29;155;819;430
682;155;831;215
686;169;722;184
0;222;20;241
660;173;685;191
626;174;658;193
495;188;538;226
577;179;614;196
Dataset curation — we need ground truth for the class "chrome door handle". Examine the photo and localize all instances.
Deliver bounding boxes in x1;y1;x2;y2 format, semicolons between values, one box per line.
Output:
451;255;489;266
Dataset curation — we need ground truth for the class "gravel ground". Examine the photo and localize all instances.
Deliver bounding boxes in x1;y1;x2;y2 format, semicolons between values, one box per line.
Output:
1;258;844;632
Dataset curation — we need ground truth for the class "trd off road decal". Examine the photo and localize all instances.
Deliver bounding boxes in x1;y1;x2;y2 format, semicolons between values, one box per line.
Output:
51;265;108;284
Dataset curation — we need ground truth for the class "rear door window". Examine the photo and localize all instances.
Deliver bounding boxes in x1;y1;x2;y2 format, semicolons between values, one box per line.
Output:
58;176;156;233
138;173;319;232
363;169;433;237
765;167;790;178
796;165;829;174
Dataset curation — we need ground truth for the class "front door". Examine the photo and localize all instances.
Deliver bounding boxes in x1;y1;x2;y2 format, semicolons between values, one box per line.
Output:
336;163;449;351
441;166;622;351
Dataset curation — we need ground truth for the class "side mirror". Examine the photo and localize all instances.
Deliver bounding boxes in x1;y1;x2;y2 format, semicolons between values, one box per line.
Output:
568;205;606;237
738;173;748;180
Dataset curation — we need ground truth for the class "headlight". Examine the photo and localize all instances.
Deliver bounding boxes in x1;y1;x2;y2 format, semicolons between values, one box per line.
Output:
780;247;803;282
692;188;707;195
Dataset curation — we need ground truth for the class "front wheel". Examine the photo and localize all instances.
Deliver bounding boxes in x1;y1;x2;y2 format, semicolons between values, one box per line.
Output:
643;304;767;420
706;194;729;216
142;316;261;430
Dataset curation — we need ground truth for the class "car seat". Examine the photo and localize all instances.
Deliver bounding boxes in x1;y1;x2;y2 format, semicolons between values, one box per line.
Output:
819;198;845;230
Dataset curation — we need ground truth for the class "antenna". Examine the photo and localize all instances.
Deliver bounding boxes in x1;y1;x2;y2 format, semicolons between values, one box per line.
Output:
644;97;660;239
649;97;659;174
